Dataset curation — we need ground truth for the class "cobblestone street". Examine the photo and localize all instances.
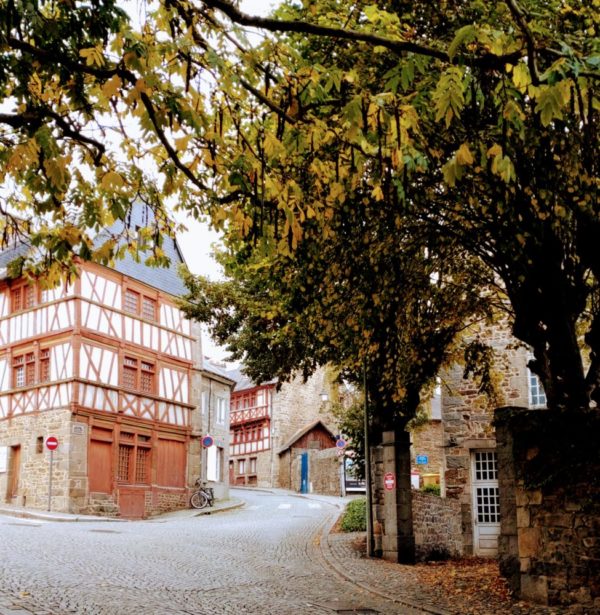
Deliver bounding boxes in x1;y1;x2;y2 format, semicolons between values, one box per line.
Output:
0;490;425;615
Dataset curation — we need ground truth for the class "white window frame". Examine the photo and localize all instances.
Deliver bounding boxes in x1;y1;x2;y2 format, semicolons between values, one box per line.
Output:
430;377;442;420
528;358;547;408
216;397;227;425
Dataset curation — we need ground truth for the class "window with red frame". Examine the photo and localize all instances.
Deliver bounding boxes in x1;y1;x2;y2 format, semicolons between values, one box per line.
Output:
123;289;157;321
122;356;155;394
11;284;36;313
12;351;40;388
39;349;50;382
123;289;139;314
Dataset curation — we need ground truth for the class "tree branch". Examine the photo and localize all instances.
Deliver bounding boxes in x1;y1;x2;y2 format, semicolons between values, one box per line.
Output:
504;0;540;84
138;91;210;193
200;0;525;68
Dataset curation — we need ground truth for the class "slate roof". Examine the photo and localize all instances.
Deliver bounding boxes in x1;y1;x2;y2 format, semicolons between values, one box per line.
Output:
99;203;188;297
0;241;31;272
0;203;189;297
202;357;236;385
226;366;277;393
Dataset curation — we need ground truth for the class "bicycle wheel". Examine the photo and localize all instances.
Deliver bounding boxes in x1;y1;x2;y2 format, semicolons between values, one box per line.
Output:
190;491;209;509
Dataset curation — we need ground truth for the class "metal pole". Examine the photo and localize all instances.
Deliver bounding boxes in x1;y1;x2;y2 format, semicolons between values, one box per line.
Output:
363;362;373;557
339;452;346;497
47;449;54;512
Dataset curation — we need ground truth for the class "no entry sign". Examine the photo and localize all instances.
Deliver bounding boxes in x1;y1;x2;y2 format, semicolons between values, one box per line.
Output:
45;436;59;451
384;472;396;491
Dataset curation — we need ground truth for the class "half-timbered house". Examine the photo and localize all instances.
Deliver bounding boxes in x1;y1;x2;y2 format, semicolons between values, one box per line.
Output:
0;207;231;517
227;367;338;490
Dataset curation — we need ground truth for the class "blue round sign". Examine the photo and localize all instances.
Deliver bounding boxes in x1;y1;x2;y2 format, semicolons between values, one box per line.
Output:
335;438;346;449
202;435;214;448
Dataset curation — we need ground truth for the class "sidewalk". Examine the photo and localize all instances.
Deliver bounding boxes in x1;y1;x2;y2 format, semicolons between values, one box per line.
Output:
0;497;244;523
318;522;563;615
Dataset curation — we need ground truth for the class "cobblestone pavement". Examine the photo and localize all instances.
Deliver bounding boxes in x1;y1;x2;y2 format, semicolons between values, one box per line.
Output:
0;490;425;615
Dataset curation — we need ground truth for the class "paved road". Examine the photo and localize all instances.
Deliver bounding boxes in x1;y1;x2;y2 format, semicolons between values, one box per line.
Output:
0;490;424;615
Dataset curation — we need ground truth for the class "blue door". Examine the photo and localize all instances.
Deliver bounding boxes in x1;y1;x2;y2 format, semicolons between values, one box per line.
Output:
300;452;309;494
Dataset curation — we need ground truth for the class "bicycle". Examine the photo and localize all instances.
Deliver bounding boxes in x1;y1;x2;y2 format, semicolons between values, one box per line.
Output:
190;478;215;509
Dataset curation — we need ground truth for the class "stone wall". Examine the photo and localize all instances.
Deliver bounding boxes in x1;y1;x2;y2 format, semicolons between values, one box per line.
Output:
0;408;75;512
495;407;600;609
271;368;335;458
288;447;341;495
410;420;444;489
440;322;531;554
412;490;463;561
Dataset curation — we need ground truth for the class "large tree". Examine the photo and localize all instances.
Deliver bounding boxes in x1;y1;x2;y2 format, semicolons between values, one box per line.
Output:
1;0;598;409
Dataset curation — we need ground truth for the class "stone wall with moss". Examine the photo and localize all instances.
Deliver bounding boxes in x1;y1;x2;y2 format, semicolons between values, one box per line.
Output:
495;407;600;609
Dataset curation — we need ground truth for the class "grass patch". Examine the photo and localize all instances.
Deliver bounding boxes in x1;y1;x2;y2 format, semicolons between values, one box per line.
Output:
340;497;367;532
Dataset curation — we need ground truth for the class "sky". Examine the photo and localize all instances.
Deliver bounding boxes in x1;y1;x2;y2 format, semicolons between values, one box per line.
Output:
174;0;276;364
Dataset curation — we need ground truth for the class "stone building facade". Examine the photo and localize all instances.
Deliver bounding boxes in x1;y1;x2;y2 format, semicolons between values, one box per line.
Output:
227;367;338;490
0;207;231;518
404;323;545;558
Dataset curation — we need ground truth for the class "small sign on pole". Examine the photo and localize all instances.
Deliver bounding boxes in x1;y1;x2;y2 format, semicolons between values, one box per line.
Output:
384;472;396;491
46;436;59;511
201;435;214;448
335;437;347;449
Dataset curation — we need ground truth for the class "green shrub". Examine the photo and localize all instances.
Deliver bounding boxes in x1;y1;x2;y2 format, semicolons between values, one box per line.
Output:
420;483;441;496
340;497;367;532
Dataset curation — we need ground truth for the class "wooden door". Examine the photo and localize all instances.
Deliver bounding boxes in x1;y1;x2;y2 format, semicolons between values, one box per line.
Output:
229;460;234;485
89;440;113;493
6;445;21;502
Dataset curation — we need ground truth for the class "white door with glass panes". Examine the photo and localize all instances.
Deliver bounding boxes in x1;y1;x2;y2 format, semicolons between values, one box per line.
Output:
471;450;501;556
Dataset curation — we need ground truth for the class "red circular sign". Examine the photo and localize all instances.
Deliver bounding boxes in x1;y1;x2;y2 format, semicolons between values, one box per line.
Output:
201;435;214;448
384;472;396;491
45;436;59;451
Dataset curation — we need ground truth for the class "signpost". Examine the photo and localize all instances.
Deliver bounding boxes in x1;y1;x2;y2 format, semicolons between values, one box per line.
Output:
384;472;396;491
201;435;214;448
46;436;59;511
336;438;347;497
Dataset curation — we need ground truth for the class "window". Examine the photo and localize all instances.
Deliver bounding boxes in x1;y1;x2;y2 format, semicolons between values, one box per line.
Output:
216;397;227;425
39;349;50;383
140;361;155;394
13;352;35;388
123;290;140;314
201;391;209;415
122;356;155;394
238;459;246;474
528;370;547;408
142;297;156;320
36;437;44;454
249;457;257;474
429;378;442;420
123;288;157;321
11;284;35;313
117;431;151;484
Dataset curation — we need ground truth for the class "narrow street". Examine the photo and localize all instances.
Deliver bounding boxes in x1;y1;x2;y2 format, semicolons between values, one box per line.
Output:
0;490;425;615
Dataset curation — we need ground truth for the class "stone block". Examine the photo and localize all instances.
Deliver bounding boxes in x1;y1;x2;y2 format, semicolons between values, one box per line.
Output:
517;506;530;528
521;574;548;604
520;557;531;572
518;527;540;558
